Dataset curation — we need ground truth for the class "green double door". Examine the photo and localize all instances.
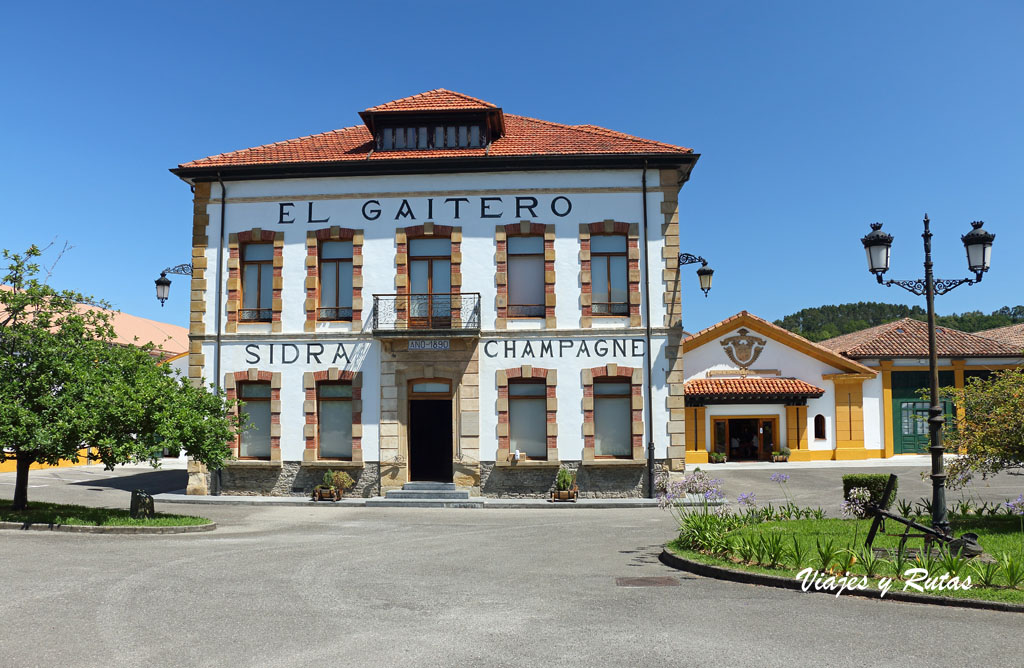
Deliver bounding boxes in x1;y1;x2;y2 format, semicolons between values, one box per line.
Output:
892;371;953;454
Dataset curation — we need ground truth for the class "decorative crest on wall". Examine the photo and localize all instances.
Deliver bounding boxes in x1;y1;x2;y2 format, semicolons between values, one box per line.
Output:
720;328;767;369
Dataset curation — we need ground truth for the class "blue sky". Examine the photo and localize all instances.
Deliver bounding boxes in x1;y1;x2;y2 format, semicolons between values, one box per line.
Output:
2;1;1021;332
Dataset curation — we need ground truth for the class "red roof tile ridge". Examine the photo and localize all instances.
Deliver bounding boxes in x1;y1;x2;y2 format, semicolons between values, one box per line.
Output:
507;113;692;152
976;322;1024;348
818;318;917;352
364;88;497;112
822;316;1023;357
180;126;365;167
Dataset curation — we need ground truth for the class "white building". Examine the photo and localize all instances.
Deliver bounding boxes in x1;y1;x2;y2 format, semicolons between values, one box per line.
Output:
171;90;701;497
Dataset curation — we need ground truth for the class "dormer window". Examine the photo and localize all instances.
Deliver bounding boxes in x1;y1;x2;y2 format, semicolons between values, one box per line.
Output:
377;122;487;151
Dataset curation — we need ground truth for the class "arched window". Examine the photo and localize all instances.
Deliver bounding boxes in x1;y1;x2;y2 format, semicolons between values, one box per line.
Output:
814;414;826;440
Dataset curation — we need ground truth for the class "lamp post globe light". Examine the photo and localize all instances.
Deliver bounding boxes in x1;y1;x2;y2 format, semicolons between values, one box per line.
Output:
679;253;714;297
860;215;995;535
154;263;194;307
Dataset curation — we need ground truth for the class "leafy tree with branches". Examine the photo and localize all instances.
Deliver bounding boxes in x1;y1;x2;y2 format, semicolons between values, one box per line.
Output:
940;368;1024;486
0;244;238;510
775;301;1024;342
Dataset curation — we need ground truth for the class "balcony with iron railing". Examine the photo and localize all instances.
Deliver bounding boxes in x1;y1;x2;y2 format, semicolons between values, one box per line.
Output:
372;293;481;336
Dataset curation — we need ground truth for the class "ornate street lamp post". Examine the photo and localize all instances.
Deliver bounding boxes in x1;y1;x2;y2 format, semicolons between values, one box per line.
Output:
860;215;994;535
154;263;194;307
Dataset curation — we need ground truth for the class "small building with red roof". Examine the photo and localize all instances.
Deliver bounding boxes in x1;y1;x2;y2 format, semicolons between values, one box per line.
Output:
678;312;1024;463
820;318;1023;456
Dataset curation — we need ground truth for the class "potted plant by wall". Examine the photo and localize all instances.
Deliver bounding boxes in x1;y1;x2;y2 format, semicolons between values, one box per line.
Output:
772;446;790;463
709;451;728;464
551;466;578;502
312;469;355;502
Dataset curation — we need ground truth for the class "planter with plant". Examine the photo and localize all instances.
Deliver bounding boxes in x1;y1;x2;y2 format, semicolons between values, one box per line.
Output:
709;451;727;464
551;466;578;502
312;469;355;502
771;446;790;463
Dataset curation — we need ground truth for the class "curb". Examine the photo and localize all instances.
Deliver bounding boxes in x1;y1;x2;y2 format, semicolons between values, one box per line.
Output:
0;520;217;535
658;548;1024;614
154;493;713;509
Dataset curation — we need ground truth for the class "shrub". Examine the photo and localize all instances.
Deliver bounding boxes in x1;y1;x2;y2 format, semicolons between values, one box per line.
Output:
322;469;355;490
555;466;576;491
842;474;897;510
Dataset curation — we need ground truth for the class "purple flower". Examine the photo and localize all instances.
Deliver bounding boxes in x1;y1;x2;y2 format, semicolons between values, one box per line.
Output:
736;492;757;507
770;472;790;484
1005;494;1024;516
842;487;872;519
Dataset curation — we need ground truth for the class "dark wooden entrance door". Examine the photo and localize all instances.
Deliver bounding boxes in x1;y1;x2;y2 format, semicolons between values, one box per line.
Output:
409;399;453;482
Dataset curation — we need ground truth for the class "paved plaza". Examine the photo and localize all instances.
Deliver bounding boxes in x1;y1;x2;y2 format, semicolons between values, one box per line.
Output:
1;463;1021;667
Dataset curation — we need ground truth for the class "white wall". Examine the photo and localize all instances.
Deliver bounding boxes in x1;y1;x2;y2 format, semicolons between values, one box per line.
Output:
194;168;674;463
682;325;877;453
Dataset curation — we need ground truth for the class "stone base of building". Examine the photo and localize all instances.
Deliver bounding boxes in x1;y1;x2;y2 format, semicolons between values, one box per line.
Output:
480;459;668;498
201;462;381;497
189;459;674;498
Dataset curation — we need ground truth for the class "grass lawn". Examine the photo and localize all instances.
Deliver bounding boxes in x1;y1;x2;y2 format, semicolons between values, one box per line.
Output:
0;500;212;527
667;515;1024;605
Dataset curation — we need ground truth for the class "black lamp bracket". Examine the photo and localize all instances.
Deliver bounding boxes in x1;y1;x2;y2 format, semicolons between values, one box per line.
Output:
879;275;979;296
161;263;194;277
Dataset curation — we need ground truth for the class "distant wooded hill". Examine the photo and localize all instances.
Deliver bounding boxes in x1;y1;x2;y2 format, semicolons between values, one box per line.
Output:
773;303;1024;342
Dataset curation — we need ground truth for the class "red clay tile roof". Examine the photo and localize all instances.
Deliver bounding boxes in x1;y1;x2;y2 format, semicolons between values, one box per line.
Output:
976;323;1024;351
684;377;825;400
364;89;497;112
177;92;693;169
819;318;1022;358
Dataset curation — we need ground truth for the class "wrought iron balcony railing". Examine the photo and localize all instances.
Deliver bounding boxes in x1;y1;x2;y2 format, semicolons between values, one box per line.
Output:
372;293;481;335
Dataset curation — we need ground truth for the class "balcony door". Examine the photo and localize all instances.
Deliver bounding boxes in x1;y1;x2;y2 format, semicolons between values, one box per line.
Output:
409;238;451;328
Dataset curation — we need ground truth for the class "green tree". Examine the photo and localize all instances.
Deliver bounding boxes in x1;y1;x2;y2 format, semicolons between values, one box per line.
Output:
940;368;1024;485
0;245;238;510
775;301;1024;341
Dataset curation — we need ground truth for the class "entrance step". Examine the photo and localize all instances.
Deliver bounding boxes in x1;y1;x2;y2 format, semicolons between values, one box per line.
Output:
365;498;484;508
401;482;457;492
372;481;476;506
384;489;470;500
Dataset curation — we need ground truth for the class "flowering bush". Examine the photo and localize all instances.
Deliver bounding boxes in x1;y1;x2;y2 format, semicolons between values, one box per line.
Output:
1005;494;1024;516
840;486;872;519
657;469;725;510
736;492;757;507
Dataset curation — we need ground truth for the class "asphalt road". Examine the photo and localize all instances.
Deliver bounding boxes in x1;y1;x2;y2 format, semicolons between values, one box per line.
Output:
1;464;1022;667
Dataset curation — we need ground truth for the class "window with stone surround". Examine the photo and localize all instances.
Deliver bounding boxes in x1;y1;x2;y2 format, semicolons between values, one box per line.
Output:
305;227;363;331
495;222;556;328
317;382;353;459
590;235;628;316
593;379;632;457
581;365;644;462
238;382;271;458
318;241;353;321
578;222;641;328
509;379;547;459
496;366;557;465
225;370;282;462
227;229;283;333
394;224;462;328
507;236;544;317
303;369;363;465
240;243;273;322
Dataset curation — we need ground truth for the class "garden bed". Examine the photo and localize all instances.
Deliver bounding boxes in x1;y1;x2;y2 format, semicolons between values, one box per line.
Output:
0;500;213;529
666;516;1024;605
